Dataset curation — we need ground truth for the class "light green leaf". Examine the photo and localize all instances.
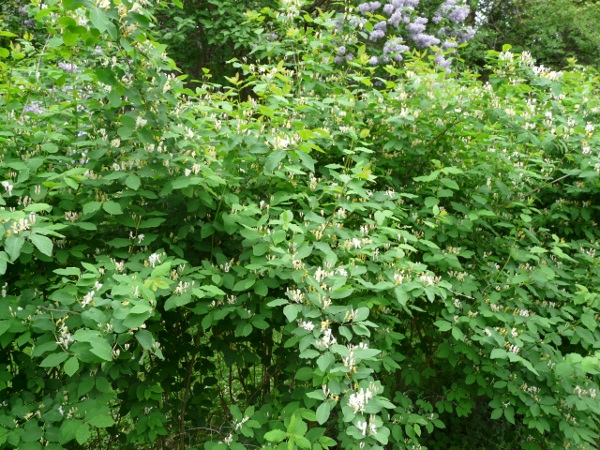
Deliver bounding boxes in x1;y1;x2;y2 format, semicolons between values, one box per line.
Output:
316;402;331;425
434;320;452;332
264;429;287;442
83;201;103;216
581;312;596;331
283;304;301;322
102;201;123;215
64;356;79;376
135;329;154;350
490;349;508;359
90;339;113;361
75;423;91;445
4;235;25;261
87;415;115;428
30;234;53;257
40;352;69;368
0;251;7;275
125;174;141;190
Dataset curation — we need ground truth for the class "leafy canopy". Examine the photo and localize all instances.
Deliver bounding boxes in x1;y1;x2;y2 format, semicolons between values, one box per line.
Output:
0;1;599;450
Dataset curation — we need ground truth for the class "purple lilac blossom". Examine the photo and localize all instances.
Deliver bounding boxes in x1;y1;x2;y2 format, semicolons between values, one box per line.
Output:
406;17;427;34
24;103;44;115
448;6;469;24
411;33;440;48
388;11;405;27
383;37;409;61
334;55;345;64
442;40;458;50
374;20;387;31
458;26;475;43
346;53;355;62
369;29;386;41
369;56;379;65
338;46;347;55
358;1;381;14
349;16;368;29
58;62;78;73
382;4;394;15
435;54;452;71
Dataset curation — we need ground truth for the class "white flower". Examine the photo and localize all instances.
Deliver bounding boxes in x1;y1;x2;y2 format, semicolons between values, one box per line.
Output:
148;253;161;268
299;320;315;331
357;420;367;436
348;388;373;414
81;291;94;307
585;122;595;134
1;181;13;196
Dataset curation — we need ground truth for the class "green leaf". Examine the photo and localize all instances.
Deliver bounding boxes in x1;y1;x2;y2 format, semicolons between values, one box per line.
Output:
151;261;171;278
125;174;141;190
0;320;10;336
40;352;69;368
75;423;91;445
64;356;79;376
267;299;289;307
4;235;25;261
265;149;286;172
135;329;154;350
83;201;102;216
87;415;115;428
264;429;287;442
283;304;301;322
490;349;508;359
316;402;331;425
30;234;53;257
294;367;314;381
434;320;452;332
0;251;7;275
581;312;596;330
102;201;123;215
90;339;113;361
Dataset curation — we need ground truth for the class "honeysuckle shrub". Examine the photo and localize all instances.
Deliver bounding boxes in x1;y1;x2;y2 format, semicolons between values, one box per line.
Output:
1;2;600;450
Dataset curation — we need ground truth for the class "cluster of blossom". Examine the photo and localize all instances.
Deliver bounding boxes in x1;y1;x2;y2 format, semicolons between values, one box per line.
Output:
356;415;378;436
58;62;79;73
81;282;102;307
316;322;337;349
56;321;74;349
174;280;194;295
286;287;305;303
10;215;36;234
298;319;315;331
337;0;474;71
347;385;379;414
574;385;597;399
147;252;161;268
1;180;13;196
23;102;44;115
342;342;369;372
344;236;373;250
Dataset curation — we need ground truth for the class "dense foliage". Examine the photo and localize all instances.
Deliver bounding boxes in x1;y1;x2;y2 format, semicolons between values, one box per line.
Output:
467;0;600;71
1;1;599;450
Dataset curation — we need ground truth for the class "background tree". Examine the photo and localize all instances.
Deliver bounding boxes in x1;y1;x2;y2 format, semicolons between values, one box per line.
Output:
465;0;600;71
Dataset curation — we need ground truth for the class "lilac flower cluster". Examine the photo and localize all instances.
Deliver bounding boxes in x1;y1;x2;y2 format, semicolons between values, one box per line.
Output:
24;103;44;115
358;1;381;14
58;62;79;73
369;21;387;41
336;0;474;72
334;45;355;64
434;0;470;24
